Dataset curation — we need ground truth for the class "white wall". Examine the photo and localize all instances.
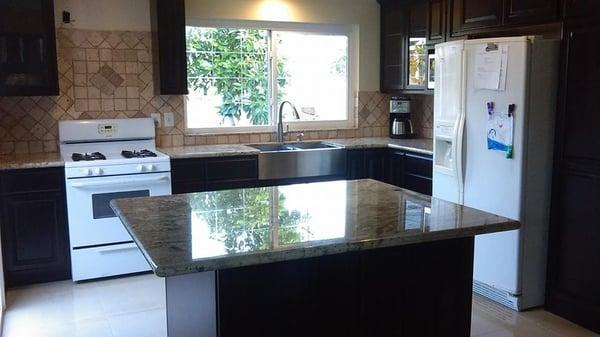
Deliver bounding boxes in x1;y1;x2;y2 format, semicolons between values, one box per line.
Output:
54;0;151;31
52;0;381;91
185;0;380;91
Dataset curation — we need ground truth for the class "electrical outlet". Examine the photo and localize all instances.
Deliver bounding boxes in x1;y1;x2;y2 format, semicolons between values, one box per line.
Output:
150;113;162;127
163;112;175;128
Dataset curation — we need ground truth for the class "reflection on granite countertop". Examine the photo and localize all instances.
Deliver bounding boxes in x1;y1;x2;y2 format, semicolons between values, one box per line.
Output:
0;152;64;170
111;179;519;277
324;137;433;155
159;144;259;159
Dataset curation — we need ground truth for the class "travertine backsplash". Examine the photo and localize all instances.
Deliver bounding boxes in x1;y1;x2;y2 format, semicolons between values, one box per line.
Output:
0;28;432;155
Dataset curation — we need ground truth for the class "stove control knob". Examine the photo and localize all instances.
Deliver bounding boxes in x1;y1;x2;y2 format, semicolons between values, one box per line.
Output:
81;168;92;176
93;168;103;175
137;165;146;172
146;164;155;171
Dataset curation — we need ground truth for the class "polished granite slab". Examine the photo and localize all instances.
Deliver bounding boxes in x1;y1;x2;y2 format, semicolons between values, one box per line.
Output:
159;144;259;159
324;137;433;155
111;179;519;277
160;137;433;159
0;152;64;170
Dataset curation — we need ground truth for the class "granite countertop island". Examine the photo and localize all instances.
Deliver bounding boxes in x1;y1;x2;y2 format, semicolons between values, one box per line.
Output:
111;179;517;277
111;179;517;337
111;179;518;337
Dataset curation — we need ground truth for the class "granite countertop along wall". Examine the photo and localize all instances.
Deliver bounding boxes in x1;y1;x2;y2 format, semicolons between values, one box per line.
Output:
110;179;519;277
161;137;433;159
0;137;432;168
0;152;64;170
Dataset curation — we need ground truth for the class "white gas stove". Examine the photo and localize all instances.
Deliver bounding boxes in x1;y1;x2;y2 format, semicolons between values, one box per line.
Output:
59;118;171;281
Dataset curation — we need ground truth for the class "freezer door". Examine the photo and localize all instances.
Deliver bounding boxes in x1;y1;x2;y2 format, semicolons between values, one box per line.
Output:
433;41;465;203
463;38;529;295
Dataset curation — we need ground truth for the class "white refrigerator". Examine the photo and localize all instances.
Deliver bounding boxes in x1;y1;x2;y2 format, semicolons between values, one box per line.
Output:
432;36;559;311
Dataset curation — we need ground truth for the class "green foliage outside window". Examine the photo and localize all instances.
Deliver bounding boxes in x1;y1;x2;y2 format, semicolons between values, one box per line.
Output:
187;27;288;126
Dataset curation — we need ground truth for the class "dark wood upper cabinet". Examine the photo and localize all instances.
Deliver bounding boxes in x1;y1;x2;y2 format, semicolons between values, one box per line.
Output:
406;1;428;89
381;2;407;93
504;0;560;25
563;0;600;20
427;0;447;44
450;0;504;36
0;0;59;96
150;0;188;95
561;27;600;162
0;168;71;287
380;0;428;93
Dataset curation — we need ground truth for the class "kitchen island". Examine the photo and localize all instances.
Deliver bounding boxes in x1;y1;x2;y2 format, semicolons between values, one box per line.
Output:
111;179;519;337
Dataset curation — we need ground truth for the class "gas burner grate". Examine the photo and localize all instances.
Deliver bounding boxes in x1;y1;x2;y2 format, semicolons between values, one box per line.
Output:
72;152;106;162
121;149;158;159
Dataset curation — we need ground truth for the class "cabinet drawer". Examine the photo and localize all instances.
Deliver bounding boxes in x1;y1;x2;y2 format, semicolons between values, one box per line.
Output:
1;168;64;194
404;174;432;196
205;156;258;183
71;243;150;281
404;153;433;179
171;159;206;182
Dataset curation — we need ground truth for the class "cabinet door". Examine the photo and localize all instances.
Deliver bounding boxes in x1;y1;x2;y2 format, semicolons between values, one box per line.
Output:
346;150;366;180
547;173;600;333
450;0;503;36
546;24;600;334
0;0;58;96
150;0;188;95
401;152;433;196
365;149;388;182
204;156;258;191
427;0;447;44
1;191;70;286
381;3;407;92
561;27;600;162
564;0;600;19
504;0;559;25
406;1;429;89
171;158;206;194
387;151;405;187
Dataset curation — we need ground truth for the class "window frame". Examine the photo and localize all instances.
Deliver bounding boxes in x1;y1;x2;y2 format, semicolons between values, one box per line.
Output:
184;19;359;135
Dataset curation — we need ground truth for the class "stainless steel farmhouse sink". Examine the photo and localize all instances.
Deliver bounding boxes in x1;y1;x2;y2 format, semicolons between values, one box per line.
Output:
247;142;347;180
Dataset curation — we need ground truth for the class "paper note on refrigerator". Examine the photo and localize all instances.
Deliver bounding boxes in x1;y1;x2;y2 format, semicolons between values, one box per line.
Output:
474;44;508;90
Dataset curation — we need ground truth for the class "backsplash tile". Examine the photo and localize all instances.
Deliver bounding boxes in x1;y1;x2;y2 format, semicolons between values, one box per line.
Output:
0;28;431;155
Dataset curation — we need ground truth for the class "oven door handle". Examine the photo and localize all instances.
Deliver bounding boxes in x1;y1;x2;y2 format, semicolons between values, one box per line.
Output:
70;175;170;189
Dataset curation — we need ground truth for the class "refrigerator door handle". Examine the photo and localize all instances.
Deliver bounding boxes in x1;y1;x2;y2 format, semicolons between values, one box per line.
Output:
455;47;467;204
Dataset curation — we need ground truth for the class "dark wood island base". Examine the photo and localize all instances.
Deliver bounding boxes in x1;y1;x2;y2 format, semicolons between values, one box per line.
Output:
166;237;474;337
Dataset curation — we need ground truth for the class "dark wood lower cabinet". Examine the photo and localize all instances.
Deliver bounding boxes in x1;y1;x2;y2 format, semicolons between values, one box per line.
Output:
171;156;258;194
347;149;433;196
217;237;474;337
0;168;70;287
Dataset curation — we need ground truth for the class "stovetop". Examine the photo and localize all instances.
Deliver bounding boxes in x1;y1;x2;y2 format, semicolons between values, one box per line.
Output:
72;152;107;162
121;149;158;159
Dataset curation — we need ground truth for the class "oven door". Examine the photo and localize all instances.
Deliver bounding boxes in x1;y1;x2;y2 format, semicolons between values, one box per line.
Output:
66;172;171;247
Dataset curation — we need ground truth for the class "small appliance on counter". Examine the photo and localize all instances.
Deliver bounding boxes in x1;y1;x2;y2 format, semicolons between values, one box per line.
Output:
389;96;416;139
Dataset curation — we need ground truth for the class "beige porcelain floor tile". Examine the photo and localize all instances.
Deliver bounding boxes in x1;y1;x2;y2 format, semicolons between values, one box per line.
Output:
97;274;165;315
49;318;114;337
3;275;599;337
107;308;167;337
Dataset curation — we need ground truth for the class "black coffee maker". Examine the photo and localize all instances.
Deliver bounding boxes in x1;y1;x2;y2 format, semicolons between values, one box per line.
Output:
389;96;416;139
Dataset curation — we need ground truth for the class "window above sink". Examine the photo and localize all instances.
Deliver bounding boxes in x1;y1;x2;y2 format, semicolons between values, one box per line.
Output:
184;20;359;135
